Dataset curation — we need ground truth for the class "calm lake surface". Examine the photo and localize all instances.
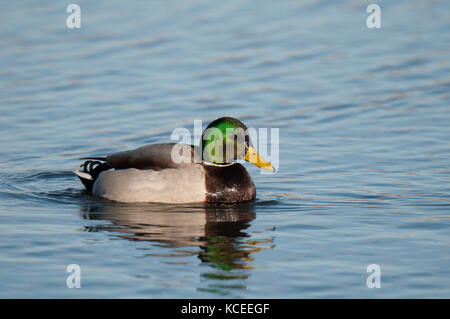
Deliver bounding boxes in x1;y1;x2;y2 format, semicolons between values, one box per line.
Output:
0;0;449;298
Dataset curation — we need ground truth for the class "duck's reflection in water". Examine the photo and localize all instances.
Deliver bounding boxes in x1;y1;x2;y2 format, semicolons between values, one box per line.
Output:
80;201;273;294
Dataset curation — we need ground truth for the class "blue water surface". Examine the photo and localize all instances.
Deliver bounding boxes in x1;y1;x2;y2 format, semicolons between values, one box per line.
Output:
0;0;449;298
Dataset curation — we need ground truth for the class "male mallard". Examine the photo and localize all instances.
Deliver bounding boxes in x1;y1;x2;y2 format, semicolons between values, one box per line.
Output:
74;117;274;203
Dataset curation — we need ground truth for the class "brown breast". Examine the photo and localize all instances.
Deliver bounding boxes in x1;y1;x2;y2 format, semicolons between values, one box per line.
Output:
203;163;256;203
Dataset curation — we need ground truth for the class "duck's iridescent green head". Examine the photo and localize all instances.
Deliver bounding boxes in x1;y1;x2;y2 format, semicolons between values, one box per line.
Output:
201;117;274;171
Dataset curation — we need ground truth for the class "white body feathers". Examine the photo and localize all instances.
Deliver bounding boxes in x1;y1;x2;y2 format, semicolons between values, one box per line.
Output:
91;166;207;203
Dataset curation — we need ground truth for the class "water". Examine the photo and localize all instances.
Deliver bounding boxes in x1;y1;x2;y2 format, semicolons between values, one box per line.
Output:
0;0;449;298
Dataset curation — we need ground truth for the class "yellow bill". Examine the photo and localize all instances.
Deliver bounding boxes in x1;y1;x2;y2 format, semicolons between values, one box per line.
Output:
244;146;275;172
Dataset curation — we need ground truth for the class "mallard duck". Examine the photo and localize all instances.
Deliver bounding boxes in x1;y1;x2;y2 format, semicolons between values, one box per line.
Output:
74;117;274;203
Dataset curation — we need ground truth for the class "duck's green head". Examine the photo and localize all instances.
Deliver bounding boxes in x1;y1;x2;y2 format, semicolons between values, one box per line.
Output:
201;117;274;171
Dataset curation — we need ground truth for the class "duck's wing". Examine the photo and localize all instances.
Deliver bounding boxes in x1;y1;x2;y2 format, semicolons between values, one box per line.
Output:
105;143;201;170
75;143;201;192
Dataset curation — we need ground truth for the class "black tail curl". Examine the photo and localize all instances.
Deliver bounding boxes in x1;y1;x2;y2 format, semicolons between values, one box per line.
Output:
78;159;111;192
